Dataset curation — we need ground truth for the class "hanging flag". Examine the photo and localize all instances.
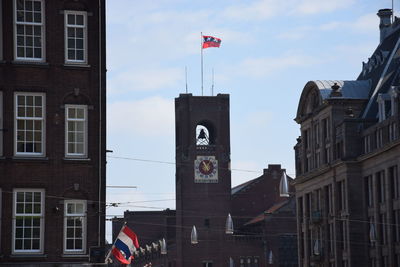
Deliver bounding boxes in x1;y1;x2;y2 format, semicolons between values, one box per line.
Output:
202;35;221;49
111;225;140;264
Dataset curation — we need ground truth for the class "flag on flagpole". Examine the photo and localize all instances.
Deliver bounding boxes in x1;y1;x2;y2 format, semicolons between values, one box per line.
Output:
111;225;140;264
202;35;221;49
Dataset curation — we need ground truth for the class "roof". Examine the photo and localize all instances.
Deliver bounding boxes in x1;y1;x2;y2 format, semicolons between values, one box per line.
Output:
314;80;371;100
244;199;290;226
231;177;261;195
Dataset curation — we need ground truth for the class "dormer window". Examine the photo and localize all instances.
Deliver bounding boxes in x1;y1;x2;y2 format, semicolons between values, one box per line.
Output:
377;93;390;122
390;86;398;116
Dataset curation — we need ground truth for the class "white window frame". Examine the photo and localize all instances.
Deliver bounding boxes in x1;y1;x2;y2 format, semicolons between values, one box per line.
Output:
63;200;86;254
0;92;3;156
65;105;88;158
13;0;45;61
14;92;46;157
12;189;45;254
64;10;87;64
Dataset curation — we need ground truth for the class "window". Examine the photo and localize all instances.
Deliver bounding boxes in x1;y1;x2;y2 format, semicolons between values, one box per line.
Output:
14;0;44;61
393;210;400;243
364;135;371;153
65;105;87;157
15;93;45;156
0;92;3;156
390;166;399;200
377;171;385;204
322;117;330;142
202;261;212;267
365;175;374;207
64;200;86;254
65;11;87;63
13;189;44;253
380;213;387;245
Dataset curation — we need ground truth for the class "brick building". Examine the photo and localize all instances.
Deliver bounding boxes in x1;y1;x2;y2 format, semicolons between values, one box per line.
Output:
112;94;297;267
0;0;106;265
294;9;400;267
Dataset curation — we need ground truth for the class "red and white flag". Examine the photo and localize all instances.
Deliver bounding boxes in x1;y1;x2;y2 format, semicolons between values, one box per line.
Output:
202;35;221;49
111;225;140;264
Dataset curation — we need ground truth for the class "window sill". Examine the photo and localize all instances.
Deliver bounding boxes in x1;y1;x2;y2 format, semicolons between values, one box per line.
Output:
12;61;49;68
62;254;89;258
63;157;91;162
63;63;91;69
10;254;47;258
12;156;49;161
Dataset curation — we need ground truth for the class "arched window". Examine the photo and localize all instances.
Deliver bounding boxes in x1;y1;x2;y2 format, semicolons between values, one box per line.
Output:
196;122;215;146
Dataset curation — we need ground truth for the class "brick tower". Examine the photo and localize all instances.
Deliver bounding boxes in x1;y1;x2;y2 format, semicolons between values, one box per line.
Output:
175;93;231;267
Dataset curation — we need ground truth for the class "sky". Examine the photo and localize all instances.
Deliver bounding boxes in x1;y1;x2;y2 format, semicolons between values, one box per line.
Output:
105;0;390;241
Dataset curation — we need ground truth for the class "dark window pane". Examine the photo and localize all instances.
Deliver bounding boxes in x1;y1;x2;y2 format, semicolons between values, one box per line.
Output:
32;239;40;249
75;239;82;249
26;26;33;35
15;239;23;249
26;36;33;46
68;28;75;38
16;228;23;238
76;39;83;49
17;47;25;57
34;1;41;12
26;11;33;22
77;50;83;60
67;239;74;249
34;48;41;58
76;28;83;38
68;14;75;25
68;39;75;49
34;12;41;23
76;15;84;25
26;48;33;58
68;50;75;60
26;1;33;11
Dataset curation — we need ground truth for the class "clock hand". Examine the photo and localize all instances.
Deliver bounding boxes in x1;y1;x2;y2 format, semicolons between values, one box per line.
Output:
202;161;210;171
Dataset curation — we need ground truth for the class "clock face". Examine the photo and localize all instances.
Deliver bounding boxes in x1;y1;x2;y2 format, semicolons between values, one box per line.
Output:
194;156;218;183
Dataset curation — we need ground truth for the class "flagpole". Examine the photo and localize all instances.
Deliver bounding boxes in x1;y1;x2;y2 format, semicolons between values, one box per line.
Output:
201;32;204;96
185;66;188;94
211;68;214;96
104;221;127;263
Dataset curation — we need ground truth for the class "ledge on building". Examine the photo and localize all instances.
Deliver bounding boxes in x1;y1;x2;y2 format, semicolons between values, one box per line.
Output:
9;254;48;258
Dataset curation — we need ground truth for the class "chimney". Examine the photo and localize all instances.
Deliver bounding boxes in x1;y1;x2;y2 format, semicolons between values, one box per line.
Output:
377;9;393;43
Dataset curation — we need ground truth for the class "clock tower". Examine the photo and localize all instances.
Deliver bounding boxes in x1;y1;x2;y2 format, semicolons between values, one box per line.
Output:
175;93;231;267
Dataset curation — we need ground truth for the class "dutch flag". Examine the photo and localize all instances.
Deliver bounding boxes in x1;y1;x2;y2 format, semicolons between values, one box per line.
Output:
112;225;140;264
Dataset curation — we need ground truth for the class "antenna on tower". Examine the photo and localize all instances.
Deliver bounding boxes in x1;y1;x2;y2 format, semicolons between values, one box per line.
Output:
393;0;395;23
211;68;214;96
185;66;188;94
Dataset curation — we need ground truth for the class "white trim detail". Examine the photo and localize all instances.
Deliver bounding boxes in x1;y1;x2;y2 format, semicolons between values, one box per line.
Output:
63;200;87;254
14;92;46;157
12;188;45;254
65;104;88;158
64;10;87;64
13;0;45;62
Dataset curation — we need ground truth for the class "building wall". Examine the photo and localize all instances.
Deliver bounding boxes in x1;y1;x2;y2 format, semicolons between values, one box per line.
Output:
0;0;106;265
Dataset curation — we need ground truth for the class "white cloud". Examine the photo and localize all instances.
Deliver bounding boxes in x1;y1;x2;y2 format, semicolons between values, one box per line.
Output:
294;0;355;15
222;0;355;21
108;68;183;94
107;97;174;137
235;52;318;78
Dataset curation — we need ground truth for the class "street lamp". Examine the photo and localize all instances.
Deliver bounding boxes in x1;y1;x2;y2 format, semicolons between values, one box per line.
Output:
268;250;273;264
279;171;290;197
225;213;234;234
369;223;377;244
191;225;198;244
160;238;167;255
191;214;234;244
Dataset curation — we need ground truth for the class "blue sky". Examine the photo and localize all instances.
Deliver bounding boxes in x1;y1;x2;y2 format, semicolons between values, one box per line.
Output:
105;0;390;241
